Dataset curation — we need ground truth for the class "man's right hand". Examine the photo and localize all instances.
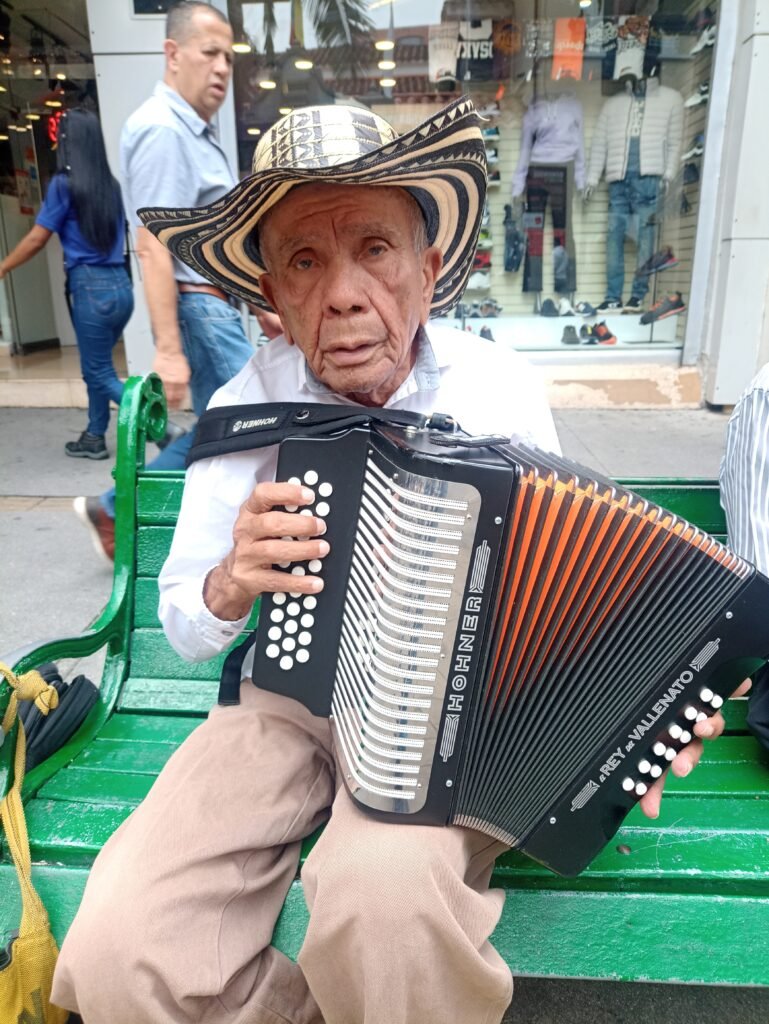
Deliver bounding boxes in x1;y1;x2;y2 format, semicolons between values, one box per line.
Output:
153;348;191;409
203;481;329;622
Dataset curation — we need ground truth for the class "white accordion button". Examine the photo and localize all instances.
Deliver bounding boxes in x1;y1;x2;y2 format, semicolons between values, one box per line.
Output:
289;477;301;485
304;596;317;610
622;777;635;792
711;695;724;709
653;741;666;757
665;747;676;761
668;724;682;740
282;637;296;652
268;626;281;641
301;613;314;628
270;609;284;623
315;502;330;517
308;559;322;573
684;706;698;721
300;508;313;517
298;631;312;646
280;655;294;670
635;782;648;796
699;687;714;703
696;712;708;723
304;470;319;485
273;592;286;605
319;482;333;497
266;644;279;659
680;730;692;744
284;619;298;634
296;649;310;663
638;759;651;774
287;602;300;616
650;764;663;778
291;566;306;576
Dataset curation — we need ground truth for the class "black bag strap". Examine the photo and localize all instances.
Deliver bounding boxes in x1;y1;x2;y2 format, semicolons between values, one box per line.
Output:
186;402;458;467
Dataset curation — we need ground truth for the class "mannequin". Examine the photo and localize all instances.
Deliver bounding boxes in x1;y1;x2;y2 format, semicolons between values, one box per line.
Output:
512;61;586;297
585;71;684;313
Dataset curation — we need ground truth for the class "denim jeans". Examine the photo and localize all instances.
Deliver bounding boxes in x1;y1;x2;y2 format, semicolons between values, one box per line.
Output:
522;163;577;295
605;138;659;302
101;293;253;518
67;264;134;436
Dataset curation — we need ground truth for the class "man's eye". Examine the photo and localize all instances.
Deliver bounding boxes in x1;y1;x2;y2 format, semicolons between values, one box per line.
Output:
295;257;314;270
367;244;387;257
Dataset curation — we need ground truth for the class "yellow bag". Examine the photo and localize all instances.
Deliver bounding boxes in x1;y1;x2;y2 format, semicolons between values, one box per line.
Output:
0;664;69;1024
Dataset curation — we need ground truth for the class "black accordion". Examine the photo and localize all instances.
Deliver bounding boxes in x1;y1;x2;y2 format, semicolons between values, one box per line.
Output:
200;405;769;877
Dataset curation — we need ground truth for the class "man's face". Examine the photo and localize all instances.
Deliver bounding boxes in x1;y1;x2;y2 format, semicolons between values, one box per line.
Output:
259;184;442;407
165;10;233;122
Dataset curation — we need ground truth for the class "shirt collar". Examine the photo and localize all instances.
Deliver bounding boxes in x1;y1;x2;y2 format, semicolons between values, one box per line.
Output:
154;81;213;138
300;326;442;404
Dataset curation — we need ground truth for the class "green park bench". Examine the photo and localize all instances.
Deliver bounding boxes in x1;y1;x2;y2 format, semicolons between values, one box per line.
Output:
2;373;768;986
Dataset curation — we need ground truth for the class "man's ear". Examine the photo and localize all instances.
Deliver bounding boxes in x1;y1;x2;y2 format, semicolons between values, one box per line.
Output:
259;274;294;345
420;246;443;323
164;38;178;72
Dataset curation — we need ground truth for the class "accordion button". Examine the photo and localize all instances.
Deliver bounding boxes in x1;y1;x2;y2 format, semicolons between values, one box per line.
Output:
319;482;333;497
296;649;310;663
316;502;330;517
283;637;296;651
268;626;281;641
285;505;298;513
699;687;714;703
668;724;682;740
710;694;724;709
301;613;315;628
308;559;323;573
304;470;319;485
287;602;300;616
280;655;294;670
665;747;676;761
680;730;692;744
300;509;313;517
289;477;301;486
684;706;698;721
635;782;648;796
304;596;318;610
638;759;651;774
650;764;663;778
652;741;666;757
696;712;708;723
292;566;306;576
299;631;312;645
622;777;635;792
285;620;298;634
278;561;291;569
273;593;287;605
270;609;285;623
266;644;280;659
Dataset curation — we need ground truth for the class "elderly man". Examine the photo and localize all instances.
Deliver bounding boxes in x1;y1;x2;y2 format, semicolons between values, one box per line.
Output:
53;99;733;1024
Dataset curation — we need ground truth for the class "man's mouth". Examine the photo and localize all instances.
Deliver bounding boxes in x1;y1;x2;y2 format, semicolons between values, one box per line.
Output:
325;343;378;367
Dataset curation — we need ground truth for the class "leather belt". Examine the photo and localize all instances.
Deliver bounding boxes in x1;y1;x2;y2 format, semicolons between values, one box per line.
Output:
178;282;229;302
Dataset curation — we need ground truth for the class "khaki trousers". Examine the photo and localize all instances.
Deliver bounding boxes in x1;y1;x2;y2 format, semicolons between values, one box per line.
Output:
52;682;513;1024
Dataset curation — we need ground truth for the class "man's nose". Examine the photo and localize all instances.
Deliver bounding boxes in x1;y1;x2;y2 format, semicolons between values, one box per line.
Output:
213;52;231;77
323;258;369;316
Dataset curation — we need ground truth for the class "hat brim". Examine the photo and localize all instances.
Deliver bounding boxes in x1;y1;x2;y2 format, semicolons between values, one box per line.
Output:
138;98;487;317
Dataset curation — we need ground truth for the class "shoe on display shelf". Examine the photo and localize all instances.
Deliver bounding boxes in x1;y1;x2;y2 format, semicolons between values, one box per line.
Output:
681;134;705;161
467;301;481;317
476;237;493;251
478;227;492;243
479;297;503;317
473;250;492;270
593;321;617;346
477;101;501;118
597;298;623;312
540;298;559;317
488;170;501;185
482;125;500;138
466;270;491;290
573;300;597;317
690;6;715;33
639;292;687;324
684;82;709;108
623;297;644;314
579;324;595;343
561;325;579;345
637;246;679;276
690;25;716;54
481;204;490;228
485;147;499;164
558;297;575;316
479;325;496;341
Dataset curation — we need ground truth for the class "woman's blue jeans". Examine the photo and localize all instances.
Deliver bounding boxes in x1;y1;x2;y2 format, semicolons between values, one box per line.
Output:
67;264;134;436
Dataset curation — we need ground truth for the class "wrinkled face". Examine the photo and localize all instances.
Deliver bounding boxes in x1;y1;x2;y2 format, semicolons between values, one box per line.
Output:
259;184;442;407
165;10;233;122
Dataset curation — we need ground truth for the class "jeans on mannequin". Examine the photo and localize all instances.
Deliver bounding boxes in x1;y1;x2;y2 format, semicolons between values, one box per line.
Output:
605;137;660;302
522;162;577;295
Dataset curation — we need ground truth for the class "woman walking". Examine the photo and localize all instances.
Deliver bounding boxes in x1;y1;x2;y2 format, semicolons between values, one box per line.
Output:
0;108;133;459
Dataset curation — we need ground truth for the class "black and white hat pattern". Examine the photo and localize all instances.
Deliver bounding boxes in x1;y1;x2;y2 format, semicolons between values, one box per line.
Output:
139;97;487;316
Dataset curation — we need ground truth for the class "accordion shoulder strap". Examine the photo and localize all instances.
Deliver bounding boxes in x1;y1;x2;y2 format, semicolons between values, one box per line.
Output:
186;402;457;467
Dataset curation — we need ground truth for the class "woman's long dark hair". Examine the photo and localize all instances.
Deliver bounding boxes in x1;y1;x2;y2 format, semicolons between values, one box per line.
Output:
56;108;123;255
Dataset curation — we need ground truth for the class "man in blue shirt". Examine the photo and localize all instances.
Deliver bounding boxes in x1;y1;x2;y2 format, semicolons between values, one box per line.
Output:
74;0;254;561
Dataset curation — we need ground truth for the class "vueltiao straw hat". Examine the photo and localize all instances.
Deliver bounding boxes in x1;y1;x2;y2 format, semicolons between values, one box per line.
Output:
138;96;487;316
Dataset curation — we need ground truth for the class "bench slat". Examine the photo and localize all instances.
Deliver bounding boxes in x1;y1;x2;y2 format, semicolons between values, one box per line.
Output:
119;677;220;714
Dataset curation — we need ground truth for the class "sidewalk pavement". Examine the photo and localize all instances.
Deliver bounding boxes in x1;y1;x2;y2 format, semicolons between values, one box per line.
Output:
3;404;769;1023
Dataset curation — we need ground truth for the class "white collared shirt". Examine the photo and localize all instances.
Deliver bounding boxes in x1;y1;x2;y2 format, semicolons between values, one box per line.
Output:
159;323;561;664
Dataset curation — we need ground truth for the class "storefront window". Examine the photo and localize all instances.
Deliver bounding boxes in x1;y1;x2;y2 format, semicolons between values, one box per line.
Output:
228;1;719;353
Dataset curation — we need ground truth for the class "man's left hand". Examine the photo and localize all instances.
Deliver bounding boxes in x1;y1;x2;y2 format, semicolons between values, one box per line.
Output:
639;677;752;818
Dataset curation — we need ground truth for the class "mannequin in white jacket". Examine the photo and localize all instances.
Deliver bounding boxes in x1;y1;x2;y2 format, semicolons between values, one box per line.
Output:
585;76;684;313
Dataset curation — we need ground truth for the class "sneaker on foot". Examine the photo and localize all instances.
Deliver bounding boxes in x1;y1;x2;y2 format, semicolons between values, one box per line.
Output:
597;299;623;312
639;292;687;324
73;496;115;565
593;321;617;345
65;432;108;460
623;297;644;314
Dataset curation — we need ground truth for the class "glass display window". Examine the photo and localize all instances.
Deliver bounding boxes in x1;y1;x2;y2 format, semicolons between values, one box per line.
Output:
228;1;720;353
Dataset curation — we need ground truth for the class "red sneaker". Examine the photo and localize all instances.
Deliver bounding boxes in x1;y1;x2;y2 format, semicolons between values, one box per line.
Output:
593;321;617;346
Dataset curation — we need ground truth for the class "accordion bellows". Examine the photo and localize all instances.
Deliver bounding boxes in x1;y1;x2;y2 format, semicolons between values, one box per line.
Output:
250;422;769;876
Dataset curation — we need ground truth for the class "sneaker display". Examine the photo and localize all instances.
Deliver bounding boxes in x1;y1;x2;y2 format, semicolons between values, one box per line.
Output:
481;203;490;228
479;325;495;341
479;298;503;317
476;237;493;251
540;298;559;317
574;300;597;318
597;299;623;312
593;321;617;345
488;170;501;184
473;250;492;270
65;431;108;461
579;324;596;344
558;297;575;316
681;133;705;160
481;125;500;138
466;270;490;290
684;82;709;108
73;496;115;564
639;292;687;324
485;147;499;164
561;325;579;345
623;297;643;314
637;246;679;276
690;25;716;54
477;101;500;117
468;301;481;317
478;227;492;244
